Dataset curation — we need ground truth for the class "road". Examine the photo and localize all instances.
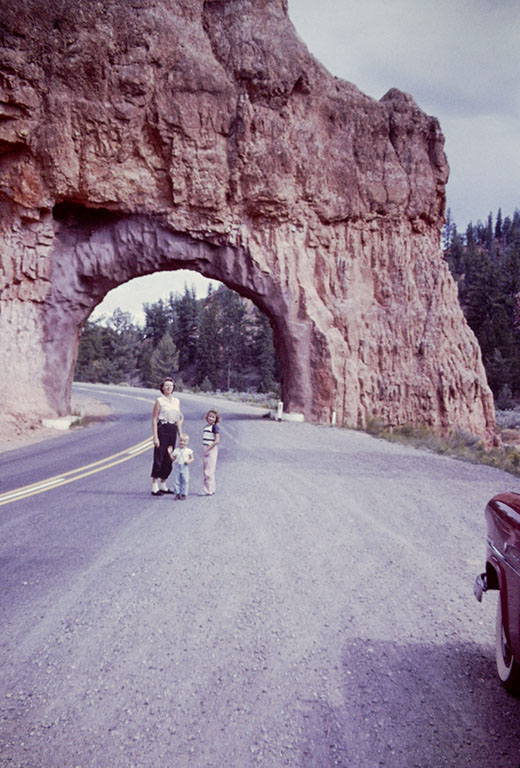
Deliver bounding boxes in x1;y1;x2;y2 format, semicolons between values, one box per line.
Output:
1;383;520;768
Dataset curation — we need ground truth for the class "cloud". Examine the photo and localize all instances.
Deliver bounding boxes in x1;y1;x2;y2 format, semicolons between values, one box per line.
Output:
91;270;218;325
289;0;520;118
288;0;520;225
444;113;520;224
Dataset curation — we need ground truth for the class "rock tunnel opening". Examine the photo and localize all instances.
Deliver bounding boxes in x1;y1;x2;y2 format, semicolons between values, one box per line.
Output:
43;208;307;420
75;269;282;399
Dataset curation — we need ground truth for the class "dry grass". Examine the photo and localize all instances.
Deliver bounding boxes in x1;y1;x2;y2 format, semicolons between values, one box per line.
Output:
363;413;520;476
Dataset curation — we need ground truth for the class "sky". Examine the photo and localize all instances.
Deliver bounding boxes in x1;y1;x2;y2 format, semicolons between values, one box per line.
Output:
93;0;520;323
288;0;520;227
91;269;218;324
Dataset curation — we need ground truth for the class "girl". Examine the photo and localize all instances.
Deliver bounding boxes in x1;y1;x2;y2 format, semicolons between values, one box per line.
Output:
202;408;220;496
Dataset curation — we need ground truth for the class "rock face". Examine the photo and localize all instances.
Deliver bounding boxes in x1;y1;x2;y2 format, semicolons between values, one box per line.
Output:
0;0;496;440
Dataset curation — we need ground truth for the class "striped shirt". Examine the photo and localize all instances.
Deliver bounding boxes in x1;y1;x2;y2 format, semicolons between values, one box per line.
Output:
203;422;220;446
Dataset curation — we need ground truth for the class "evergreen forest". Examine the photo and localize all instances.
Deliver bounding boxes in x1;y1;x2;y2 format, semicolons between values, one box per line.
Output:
76;207;520;406
75;284;280;395
443;207;520;408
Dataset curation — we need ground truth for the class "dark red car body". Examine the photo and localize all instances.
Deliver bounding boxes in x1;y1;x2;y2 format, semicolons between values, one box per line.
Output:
475;492;520;694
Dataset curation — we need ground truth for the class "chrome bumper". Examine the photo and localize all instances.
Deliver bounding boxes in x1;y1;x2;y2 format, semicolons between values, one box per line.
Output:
474;572;488;602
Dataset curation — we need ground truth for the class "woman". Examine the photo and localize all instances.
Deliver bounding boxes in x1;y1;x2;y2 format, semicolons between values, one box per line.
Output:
151;377;183;496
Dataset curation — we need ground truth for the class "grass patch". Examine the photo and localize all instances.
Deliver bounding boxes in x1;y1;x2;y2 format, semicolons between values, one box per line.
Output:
363;415;520;477
188;387;280;411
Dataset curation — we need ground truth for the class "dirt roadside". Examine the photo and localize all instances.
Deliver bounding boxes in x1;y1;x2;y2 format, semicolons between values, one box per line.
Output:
0;395;112;454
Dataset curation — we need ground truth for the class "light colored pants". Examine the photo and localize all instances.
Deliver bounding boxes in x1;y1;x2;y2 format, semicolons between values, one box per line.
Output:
173;463;190;496
203;446;218;494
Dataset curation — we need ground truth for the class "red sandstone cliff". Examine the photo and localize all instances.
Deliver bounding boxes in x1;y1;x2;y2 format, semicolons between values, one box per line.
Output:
0;0;495;441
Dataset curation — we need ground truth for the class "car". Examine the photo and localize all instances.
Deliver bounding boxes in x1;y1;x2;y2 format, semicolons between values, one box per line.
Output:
474;491;520;695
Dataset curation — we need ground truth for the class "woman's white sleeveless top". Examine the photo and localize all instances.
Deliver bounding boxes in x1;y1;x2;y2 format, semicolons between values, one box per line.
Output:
157;395;180;423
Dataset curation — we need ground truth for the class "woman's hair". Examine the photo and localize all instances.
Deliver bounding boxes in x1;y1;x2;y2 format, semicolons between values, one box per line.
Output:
159;377;175;394
205;408;221;423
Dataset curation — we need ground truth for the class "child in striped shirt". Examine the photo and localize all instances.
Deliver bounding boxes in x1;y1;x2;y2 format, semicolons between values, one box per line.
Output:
202;409;220;496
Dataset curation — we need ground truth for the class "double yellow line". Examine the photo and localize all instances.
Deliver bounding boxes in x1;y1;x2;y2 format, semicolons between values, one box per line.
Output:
0;437;153;507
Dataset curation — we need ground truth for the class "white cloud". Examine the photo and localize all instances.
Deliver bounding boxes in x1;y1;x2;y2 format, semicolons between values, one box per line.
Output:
90;270;219;325
288;0;520;226
444;113;520;224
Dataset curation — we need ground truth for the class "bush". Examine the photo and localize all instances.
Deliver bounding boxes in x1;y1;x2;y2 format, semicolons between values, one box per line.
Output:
358;416;520;477
496;384;514;410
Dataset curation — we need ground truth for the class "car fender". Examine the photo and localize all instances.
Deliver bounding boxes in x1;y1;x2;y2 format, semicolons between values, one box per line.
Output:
486;549;517;654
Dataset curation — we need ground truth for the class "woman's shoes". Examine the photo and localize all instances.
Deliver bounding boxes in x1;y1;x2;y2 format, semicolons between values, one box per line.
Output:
151;490;162;496
159;488;174;495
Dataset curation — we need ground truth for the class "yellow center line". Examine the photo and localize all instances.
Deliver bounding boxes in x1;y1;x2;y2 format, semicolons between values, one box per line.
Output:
0;438;153;507
1;477;66;502
3;437;153;492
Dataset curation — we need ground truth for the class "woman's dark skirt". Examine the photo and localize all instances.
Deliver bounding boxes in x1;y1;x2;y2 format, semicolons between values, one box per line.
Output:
151;422;178;479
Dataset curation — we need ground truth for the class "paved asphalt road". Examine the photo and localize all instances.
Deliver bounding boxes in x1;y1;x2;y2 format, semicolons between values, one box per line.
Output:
1;383;520;768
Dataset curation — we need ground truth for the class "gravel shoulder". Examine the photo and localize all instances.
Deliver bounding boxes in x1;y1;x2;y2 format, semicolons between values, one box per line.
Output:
2;394;520;767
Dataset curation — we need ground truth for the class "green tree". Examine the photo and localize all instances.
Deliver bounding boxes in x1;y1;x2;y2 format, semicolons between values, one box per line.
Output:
143;298;170;347
106;308;142;382
138;339;155;389
443;207;520;400
442;208;455;250
195;289;220;388
75;309;142;384
150;332;179;385
217;287;246;389
495;208;503;240
254;310;278;392
75;319;108;382
174;284;199;371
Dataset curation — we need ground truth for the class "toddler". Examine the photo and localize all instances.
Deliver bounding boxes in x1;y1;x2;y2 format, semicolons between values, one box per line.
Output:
168;434;194;499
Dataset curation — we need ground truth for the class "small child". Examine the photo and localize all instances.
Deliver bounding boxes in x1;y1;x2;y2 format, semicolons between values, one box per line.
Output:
168;434;194;499
202;409;220;496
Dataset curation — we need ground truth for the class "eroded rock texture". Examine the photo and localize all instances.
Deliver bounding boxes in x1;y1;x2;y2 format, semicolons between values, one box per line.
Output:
0;0;495;440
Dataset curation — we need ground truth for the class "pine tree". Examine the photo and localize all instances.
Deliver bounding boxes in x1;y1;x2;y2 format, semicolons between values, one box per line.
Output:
75;310;143;384
195;290;220;388
143;298;170;347
174;283;199;371
217;287;246;390
138;340;155;388
252;309;278;392
75;319;107;382
495;208;503;240
150;332;179;385
106;308;142;382
443;207;520;399
485;212;494;250
76;279;282;393
442;208;455;250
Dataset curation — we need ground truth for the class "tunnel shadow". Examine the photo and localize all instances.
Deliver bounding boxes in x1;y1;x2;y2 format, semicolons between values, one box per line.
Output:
298;637;520;768
218;411;272;421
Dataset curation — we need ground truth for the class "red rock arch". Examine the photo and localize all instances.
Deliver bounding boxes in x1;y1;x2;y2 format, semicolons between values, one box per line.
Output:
0;0;496;440
44;204;314;419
